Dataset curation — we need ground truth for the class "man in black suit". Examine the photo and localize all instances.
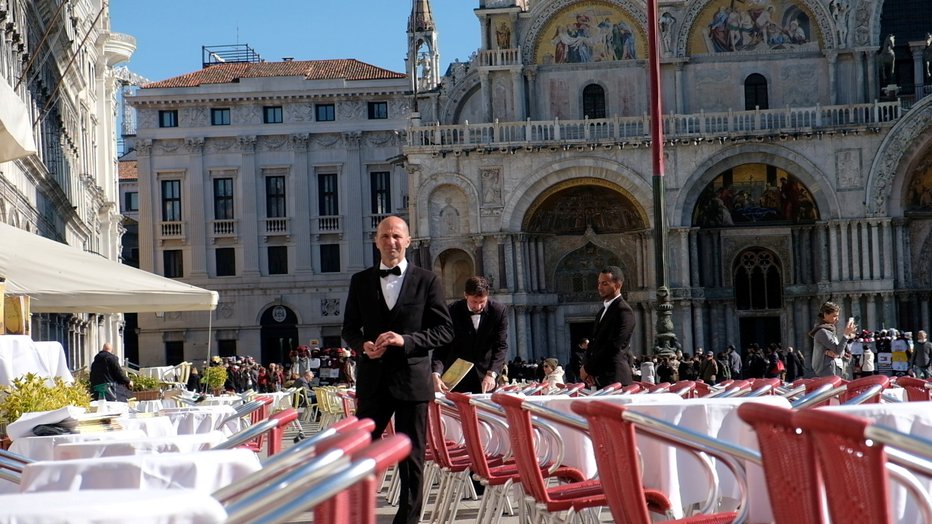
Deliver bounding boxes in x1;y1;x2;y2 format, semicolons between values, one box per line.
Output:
342;216;453;524
432;275;509;394
580;266;636;387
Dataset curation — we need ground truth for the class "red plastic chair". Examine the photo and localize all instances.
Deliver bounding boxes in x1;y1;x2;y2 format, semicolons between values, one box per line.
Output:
693;381;713;397
793;408;893;524
246;395;274;451
491;392;608;522
265;408;299;456
647;382;671;393
619;383;645;394
737;402;825;524
424;399;474;522
895;376;932;401
669;380;697;398
840;374;890;404
573;399;735;524
747;377;782;395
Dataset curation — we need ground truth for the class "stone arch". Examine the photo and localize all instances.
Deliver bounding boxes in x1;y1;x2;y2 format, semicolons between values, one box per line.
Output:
440;75;481;124
866;94;932;217
255;300;303;326
522;0;647;65
901;147;932;214
523;179;647;234
675;0;836;57
501;157;651;232
674;143;838;227
433;248;475;299
414;173;479;238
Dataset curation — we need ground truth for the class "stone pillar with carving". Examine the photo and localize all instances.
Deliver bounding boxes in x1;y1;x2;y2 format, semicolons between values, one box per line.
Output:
185;138;207;277
480;70;492;122
514;305;529;359
652;286;679;357
866;293;878;330
513;234;527;293
855;50;867;103
674;62;685;114
291;134;313;274
536;237;547;291
887;219;899;283
546;306;558;361
496;234;508;291
239;136;261;277
910;39;929;99
524;67;538;120
827;51;838;105
471;235;485;277
866;49;878;102
135;140;156;272
511;69;526;121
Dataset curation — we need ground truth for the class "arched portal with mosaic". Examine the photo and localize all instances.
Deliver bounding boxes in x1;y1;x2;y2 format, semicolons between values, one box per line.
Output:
684;0;826;56
691;163;821;227
523;179;647;235
533;0;647;65
553;242;625;303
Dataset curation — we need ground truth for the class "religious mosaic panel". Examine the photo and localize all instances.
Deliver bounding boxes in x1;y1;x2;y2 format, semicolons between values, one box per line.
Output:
905;149;932;214
687;0;822;55
524;181;646;235
692;163;820;227
534;1;646;65
555;242;623;302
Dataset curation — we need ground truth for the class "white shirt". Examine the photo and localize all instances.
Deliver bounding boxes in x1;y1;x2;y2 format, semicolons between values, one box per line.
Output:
470;312;481;331
600;295;620;322
379;259;408;310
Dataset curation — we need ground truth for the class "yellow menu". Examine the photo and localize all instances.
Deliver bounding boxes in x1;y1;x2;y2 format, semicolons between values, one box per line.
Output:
441;358;474;390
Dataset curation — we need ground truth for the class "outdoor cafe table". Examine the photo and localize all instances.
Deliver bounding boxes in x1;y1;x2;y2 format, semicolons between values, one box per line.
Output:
53;431;226;460
9;429;148;461
0;489;227;524
19;448;261;493
115;414;175;437
480;393;786;523
158;405;241;435
819;401;932;524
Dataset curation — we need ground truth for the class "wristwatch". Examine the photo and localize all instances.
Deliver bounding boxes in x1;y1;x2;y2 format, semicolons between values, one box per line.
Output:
486;371;498;379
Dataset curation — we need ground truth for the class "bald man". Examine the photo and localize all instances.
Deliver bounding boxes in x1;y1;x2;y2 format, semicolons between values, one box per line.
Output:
342;215;453;524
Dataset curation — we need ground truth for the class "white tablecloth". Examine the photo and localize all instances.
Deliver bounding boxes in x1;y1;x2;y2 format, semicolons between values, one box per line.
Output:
20;448;261;493
116;415;176;437
263;390;294;411
53;431;227;460
140;366;175;380
201;395;245;407
135;399;165;413
159;405;240;435
0;335;73;385
0;489;227;524
9;429;149;461
819;401;932;524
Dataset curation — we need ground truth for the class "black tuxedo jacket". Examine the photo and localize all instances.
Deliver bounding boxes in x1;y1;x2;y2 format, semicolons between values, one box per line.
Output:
584;295;635;386
432;298;509;391
342;264;453;402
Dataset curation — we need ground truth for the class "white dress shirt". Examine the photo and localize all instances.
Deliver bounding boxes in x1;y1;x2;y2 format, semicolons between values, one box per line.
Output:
600;295;620;322
379;259;408;310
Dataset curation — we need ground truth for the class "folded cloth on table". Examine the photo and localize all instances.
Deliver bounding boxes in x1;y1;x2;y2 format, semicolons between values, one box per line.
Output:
7;406;86;439
32;422;77;436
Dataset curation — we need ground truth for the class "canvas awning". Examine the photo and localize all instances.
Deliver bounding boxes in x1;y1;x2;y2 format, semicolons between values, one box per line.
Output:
0;223;218;313
0;81;38;163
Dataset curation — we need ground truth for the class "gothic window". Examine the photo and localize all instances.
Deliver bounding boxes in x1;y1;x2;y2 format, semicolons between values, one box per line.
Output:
744;74;769;110
555;242;624;303
582;84;606;119
733;248;782;310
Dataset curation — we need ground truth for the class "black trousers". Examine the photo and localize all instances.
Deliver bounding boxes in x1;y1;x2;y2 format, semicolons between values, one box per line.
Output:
356;393;428;524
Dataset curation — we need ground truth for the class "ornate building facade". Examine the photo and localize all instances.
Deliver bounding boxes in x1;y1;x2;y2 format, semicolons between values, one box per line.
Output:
0;0;131;368
404;0;932;366
127;53;411;366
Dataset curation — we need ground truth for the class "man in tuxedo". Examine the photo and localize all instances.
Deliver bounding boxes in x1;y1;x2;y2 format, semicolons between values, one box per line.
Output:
432;275;509;394
580;266;636;387
341;216;453;524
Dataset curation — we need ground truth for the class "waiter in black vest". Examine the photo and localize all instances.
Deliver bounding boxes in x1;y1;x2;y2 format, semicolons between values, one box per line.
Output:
342;216;453;524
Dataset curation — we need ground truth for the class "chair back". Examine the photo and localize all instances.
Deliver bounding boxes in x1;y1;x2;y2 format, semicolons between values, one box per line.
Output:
737;402;824;524
425;399;458;470
747;378;782;395
793;409;893;524
647;382;671;393
490;392;551;504
895;376;932;401
669;380;697;397
267;408;299;456
840;375;890;404
327;434;413;524
570;400;650;524
446;392;497;479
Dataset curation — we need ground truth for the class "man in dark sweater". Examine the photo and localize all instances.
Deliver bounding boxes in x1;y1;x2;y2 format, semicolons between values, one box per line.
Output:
89;342;133;401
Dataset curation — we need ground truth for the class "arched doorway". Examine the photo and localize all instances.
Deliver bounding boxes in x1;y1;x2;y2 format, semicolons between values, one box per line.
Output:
734;247;783;350
582;83;606;118
744;73;769;110
260;305;298;366
435;248;474;299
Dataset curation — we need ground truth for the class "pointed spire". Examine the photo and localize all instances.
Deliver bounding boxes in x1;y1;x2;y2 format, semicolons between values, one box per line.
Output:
409;0;435;33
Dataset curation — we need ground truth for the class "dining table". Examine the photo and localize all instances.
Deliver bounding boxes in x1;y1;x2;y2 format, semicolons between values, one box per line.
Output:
115;414;175;437
158;405;241;435
19;448;261;493
52;431;227;460
9;429;149;461
0;335;74;385
0;489;227;524
819;401;932;524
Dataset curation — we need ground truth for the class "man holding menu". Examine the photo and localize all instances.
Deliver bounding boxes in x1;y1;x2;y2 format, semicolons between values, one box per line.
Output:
432;275;509;393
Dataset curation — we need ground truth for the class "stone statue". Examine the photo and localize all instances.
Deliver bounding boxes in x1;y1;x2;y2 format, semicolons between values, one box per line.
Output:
924;33;932;80
659;11;676;56
829;0;850;47
878;34;896;86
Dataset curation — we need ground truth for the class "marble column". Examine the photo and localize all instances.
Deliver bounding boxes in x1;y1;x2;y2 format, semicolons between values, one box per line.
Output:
496;235;508;291
827;222;840;281
514;234;527;293
866;50;878;102
239;136;261;277
870;220;881;280
526;236;538;292
291;134;313;274
524;67;538;120
515;305;529;359
855;51;867;103
839;221;850;281
511;69;526;122
691;300;705;352
867;293;878;331
688;229;700;287
674;62;685;114
536;238;547;291
827;51;838;105
859;220;871;280
818;224;830;282
910;40;929;100
185;137;207;278
480;70;492;122
546;306;558;361
472;235;485;277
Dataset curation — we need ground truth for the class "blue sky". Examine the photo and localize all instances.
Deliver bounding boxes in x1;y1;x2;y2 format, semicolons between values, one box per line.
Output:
110;1;479;82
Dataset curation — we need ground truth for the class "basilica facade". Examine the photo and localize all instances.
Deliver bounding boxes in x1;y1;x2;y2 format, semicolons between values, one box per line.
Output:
404;0;932;365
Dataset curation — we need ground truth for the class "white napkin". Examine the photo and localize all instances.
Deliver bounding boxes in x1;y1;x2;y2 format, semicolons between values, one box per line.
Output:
6;406;87;439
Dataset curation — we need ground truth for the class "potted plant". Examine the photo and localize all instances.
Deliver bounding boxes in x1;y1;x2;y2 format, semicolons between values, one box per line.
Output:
129;374;164;401
0;373;91;448
200;366;228;395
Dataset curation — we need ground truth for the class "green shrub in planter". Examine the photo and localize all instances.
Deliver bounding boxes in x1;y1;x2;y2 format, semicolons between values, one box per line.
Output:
200;366;228;393
130;374;164;392
0;373;92;426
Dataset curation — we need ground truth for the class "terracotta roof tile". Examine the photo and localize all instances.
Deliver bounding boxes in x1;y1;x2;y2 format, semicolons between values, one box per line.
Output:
142;59;405;89
118;159;138;180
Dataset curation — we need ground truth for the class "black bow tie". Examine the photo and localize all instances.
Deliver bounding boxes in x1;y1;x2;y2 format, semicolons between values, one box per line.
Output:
379;266;402;278
471;311;483;316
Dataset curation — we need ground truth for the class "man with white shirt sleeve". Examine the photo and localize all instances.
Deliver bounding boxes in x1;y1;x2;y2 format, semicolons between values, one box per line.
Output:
580;266;636;387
